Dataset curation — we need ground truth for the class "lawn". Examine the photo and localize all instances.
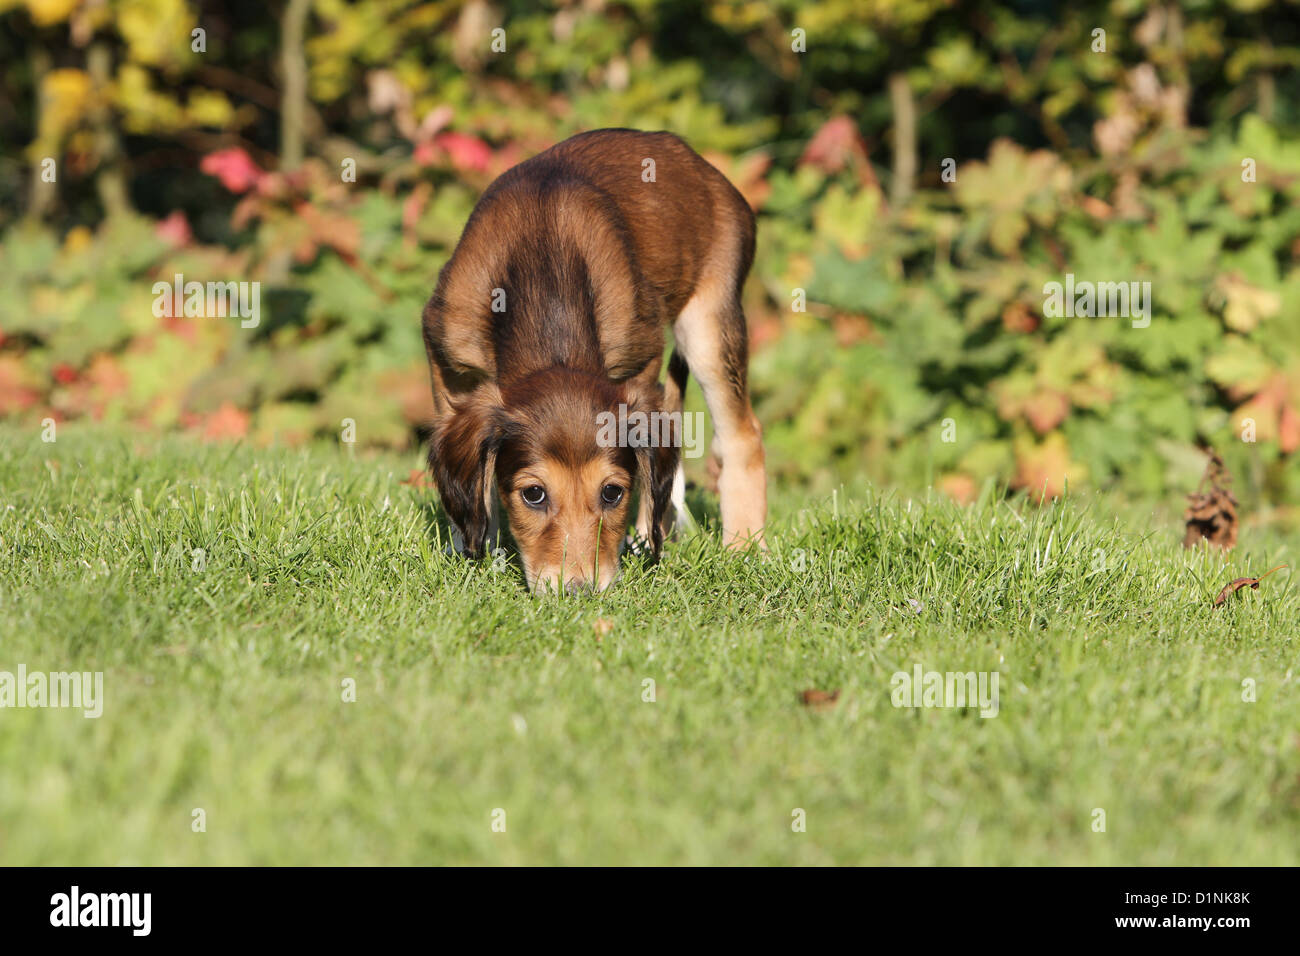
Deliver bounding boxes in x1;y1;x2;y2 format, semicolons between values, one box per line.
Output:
1;425;1297;865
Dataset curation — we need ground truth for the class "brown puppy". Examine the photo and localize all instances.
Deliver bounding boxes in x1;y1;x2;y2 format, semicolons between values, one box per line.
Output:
422;128;765;593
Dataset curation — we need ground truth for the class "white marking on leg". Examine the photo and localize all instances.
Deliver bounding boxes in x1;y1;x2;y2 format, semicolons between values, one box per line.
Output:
671;461;694;530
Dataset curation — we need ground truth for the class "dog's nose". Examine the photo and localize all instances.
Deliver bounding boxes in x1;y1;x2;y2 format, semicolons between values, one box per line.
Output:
564;578;592;595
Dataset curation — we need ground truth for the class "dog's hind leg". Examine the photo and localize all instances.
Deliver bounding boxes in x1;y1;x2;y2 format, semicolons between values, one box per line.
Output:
633;349;695;543
673;283;766;549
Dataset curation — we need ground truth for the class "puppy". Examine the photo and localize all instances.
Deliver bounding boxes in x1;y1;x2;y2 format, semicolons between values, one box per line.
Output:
422;128;766;593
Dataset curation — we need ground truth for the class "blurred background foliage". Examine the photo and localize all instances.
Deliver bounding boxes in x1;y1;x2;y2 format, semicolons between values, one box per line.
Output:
1;0;1298;517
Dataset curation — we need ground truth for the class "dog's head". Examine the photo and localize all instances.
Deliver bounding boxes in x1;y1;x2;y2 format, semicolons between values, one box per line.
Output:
430;368;678;593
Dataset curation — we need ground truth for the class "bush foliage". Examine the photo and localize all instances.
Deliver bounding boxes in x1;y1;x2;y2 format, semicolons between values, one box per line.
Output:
1;0;1297;510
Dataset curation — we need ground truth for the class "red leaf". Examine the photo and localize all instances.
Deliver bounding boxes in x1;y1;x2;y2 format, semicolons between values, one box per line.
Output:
193;402;250;441
290;202;361;263
402;182;432;243
0;356;40;415
433;131;493;173
200;147;264;194
155;210;193;247
1281;403;1300;455
413;141;437;167
161;314;198;343
800;116;868;177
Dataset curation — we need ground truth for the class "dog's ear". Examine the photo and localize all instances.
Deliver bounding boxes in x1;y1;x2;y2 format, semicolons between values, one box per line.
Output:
429;387;504;559
626;382;681;558
635;441;679;557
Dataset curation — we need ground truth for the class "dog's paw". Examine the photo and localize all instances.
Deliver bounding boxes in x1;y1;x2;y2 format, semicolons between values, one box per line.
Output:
623;532;654;559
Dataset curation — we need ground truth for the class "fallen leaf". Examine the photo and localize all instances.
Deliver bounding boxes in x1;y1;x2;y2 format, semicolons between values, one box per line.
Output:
1213;566;1287;608
800;688;840;710
1183;449;1238;550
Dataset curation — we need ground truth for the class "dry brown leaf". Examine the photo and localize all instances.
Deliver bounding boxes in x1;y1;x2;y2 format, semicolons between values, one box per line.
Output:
1212;566;1287;608
800;689;840;710
1183;449;1238;550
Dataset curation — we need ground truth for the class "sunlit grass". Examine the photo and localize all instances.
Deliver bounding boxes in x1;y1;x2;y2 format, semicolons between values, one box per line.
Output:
1;425;1296;864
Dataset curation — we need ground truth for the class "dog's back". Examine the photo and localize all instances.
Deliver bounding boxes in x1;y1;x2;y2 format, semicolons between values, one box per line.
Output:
423;129;767;579
424;129;755;391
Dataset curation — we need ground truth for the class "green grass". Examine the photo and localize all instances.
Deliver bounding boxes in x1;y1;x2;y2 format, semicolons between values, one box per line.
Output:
1;425;1297;865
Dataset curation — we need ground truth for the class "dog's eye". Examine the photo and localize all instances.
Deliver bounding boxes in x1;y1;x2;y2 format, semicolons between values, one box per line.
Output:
601;484;625;506
520;485;547;508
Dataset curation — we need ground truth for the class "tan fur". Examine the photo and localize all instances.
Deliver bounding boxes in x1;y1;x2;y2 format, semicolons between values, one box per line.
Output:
505;456;633;592
422;129;767;591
